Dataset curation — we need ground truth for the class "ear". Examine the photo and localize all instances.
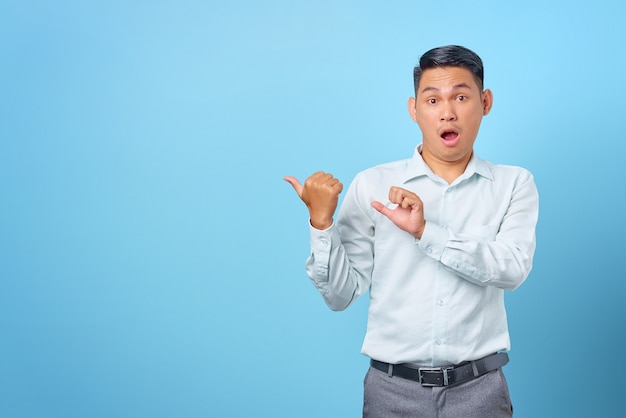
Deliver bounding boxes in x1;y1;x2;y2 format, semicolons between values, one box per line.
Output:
482;89;493;116
407;97;418;122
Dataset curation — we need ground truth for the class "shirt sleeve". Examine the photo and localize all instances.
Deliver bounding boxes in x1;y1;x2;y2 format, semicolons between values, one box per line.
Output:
416;170;539;290
305;176;375;310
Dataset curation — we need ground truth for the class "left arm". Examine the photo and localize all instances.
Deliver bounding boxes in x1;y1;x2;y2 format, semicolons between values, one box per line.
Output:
373;171;538;290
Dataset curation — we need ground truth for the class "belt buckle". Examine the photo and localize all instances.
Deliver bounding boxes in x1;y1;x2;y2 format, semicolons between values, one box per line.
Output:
418;366;453;386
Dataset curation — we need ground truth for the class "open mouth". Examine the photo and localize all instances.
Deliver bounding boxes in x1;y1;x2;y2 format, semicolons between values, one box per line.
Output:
440;129;459;141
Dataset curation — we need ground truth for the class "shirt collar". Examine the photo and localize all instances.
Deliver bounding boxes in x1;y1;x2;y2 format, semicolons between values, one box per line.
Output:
402;144;494;184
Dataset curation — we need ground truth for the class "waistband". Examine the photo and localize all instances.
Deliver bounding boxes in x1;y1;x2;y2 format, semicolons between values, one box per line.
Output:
370;352;509;387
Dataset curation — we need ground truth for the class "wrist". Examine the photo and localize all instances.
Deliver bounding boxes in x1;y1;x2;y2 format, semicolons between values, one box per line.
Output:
413;222;426;240
310;217;333;230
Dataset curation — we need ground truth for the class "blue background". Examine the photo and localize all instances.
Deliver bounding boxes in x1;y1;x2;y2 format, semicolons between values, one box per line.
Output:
1;1;624;417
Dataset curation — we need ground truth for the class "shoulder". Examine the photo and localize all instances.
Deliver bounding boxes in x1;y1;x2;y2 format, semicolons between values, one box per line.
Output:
479;157;535;183
354;157;411;182
478;159;538;200
343;157;412;202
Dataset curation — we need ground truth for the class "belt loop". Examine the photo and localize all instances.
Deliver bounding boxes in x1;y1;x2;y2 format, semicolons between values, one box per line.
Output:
471;360;479;377
387;363;393;377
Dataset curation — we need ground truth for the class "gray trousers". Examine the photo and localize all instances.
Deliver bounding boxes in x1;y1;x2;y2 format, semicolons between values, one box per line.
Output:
363;365;514;418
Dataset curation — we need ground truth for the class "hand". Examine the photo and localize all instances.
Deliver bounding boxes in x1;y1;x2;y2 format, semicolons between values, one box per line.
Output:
284;172;343;230
371;186;426;239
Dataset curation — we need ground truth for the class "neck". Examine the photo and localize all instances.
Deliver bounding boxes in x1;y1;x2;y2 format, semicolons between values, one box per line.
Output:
420;150;472;184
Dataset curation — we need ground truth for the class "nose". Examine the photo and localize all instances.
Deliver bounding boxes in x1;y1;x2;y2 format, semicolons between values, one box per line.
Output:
440;102;457;122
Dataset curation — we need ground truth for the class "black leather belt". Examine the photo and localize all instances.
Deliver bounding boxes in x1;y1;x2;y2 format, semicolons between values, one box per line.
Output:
370;352;509;387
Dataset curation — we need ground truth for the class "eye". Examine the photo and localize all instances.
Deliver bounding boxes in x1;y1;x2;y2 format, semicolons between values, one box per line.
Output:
457;95;467;101
428;98;437;104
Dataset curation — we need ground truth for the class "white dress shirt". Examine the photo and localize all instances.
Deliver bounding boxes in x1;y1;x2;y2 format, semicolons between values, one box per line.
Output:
306;146;538;367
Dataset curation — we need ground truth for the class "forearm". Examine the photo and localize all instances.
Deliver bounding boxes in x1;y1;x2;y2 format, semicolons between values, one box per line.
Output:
305;224;371;310
417;176;539;290
417;222;535;290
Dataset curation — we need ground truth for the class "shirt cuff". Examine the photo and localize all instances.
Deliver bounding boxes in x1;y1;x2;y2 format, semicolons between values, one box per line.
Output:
308;222;337;283
416;222;448;260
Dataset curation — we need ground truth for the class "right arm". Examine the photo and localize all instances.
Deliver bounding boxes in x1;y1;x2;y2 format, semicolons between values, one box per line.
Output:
285;173;374;310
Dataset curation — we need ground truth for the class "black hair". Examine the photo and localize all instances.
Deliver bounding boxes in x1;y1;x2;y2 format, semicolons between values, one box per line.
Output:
413;45;484;93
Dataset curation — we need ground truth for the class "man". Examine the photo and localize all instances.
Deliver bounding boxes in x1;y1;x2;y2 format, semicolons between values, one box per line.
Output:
284;45;538;417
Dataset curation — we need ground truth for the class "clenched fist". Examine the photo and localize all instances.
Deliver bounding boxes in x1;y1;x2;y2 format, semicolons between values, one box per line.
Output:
284;172;343;230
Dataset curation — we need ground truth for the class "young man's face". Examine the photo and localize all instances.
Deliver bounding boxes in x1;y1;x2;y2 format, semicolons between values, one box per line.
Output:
408;66;492;169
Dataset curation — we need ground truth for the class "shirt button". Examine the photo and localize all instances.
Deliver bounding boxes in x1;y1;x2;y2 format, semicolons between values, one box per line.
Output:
320;239;328;246
436;339;443;345
426;246;433;254
437;300;445;306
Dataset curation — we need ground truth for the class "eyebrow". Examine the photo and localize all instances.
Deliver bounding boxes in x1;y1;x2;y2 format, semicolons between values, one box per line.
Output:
420;82;473;94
